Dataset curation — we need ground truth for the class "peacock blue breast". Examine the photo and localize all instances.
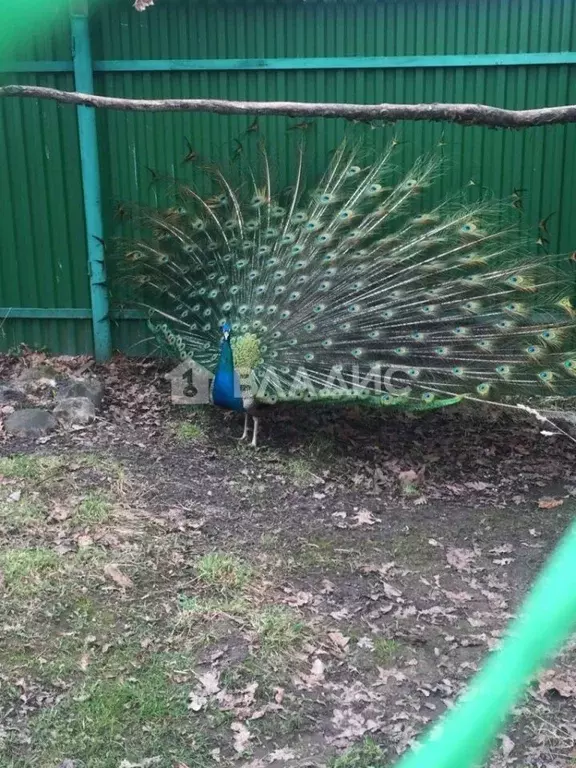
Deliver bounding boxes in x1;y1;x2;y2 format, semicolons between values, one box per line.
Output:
212;338;245;412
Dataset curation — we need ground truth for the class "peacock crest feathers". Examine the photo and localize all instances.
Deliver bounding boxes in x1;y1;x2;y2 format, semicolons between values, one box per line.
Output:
113;135;576;409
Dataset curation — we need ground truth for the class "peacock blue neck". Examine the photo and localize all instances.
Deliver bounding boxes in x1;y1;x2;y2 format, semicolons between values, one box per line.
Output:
212;337;245;412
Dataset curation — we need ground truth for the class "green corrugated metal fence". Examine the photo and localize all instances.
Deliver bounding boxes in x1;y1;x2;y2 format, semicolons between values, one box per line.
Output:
1;0;576;355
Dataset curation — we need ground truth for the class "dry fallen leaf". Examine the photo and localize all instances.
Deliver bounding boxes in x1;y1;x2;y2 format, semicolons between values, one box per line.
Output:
266;747;296;762
501;734;515;757
273;686;285;705
328;631;350;652
354;509;377;526
231;721;252;754
295;658;325;689
466;481;492;491
103;563;133;589
398;469;418;486
444;589;473;603
49;503;71;521
538;668;576;698
537;497;565;510
446;547;476;572
284;590;313;607
310;658;325;679
321;579;335;594
196;670;220;695
490;544;513;555
381;581;402;599
188;691;208;712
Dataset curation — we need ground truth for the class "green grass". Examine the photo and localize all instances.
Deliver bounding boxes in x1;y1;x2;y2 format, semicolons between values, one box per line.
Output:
176;595;306;668
329;739;387;768
0;498;45;525
0;547;60;595
0;454;63;480
195;552;253;592
373;637;402;666
15;658;213;768
249;605;305;656
76;491;114;524
283;456;316;485
177;594;251;623
172;419;205;440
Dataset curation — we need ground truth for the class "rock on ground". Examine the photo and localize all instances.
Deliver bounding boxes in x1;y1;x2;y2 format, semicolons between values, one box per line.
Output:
4;408;57;436
53;397;96;426
58;377;104;408
14;365;58;391
0;384;28;405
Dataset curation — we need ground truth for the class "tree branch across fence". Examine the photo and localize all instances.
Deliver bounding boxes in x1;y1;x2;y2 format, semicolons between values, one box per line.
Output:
2;84;576;127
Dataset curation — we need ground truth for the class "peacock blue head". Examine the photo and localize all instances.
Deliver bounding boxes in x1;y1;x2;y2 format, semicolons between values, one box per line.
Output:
220;322;232;342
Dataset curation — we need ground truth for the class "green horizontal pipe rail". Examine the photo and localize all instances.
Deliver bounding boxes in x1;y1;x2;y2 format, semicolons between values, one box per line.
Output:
3;51;576;74
0;308;145;319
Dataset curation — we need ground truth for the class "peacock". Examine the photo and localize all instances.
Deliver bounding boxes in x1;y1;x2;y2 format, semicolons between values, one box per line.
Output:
114;136;576;446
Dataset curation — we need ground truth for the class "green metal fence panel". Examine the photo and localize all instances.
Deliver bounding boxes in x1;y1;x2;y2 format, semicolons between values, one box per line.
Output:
0;68;95;353
2;0;576;355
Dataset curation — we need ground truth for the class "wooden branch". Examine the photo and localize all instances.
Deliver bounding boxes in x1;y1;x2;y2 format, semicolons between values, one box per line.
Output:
2;84;576;127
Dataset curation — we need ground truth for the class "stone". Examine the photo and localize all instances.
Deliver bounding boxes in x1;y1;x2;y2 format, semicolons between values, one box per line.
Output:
58;377;104;408
4;408;57;436
0;383;27;405
15;365;58;392
53;397;96;426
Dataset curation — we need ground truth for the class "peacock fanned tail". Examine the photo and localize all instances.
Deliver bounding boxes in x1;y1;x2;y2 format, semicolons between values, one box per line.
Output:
114;137;576;410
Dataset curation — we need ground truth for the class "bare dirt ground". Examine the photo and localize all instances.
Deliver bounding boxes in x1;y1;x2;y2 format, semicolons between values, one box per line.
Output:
1;352;576;768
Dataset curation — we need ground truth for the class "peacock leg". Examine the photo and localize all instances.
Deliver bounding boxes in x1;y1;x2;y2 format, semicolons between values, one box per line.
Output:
239;413;249;441
251;416;259;448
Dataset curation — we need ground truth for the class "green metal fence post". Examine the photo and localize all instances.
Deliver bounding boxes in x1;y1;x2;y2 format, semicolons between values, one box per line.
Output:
70;0;111;361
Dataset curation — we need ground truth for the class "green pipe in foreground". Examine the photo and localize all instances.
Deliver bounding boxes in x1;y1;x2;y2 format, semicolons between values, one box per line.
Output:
70;2;112;361
394;517;576;768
